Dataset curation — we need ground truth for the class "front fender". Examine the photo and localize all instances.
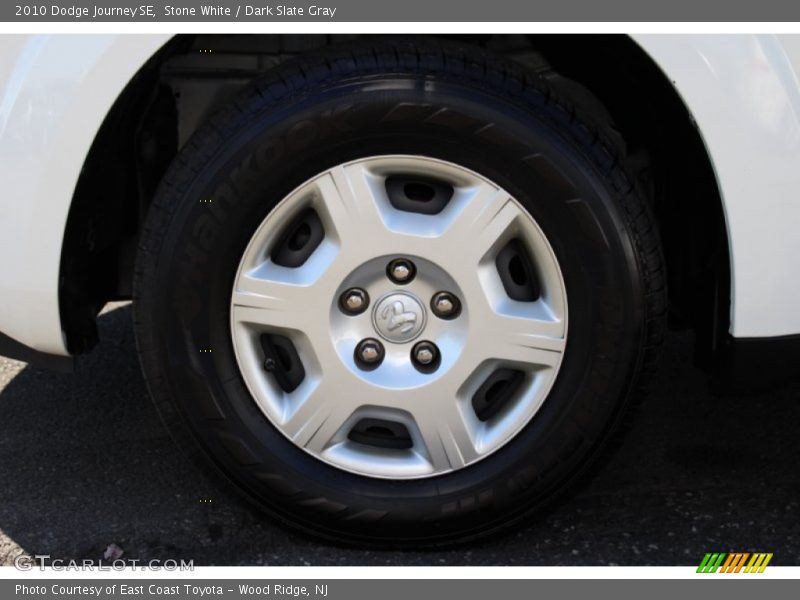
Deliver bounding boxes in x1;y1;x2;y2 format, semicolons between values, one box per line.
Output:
634;34;800;338
0;34;169;356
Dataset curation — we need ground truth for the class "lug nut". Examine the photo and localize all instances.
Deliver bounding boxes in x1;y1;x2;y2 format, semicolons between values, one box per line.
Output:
339;288;369;315
431;291;461;319
386;258;416;284
355;338;385;369
415;347;435;365
411;341;440;372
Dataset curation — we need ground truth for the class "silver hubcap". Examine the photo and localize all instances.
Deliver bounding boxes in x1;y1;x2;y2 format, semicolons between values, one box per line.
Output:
230;155;568;479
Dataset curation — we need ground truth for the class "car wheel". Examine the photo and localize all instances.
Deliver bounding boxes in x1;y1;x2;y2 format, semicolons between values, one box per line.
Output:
133;38;665;546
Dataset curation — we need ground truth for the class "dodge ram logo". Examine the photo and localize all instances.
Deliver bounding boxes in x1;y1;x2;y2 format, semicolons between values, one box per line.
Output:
372;292;426;343
381;301;418;334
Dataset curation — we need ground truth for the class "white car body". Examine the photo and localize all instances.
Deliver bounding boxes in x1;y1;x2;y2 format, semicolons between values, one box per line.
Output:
1;34;799;357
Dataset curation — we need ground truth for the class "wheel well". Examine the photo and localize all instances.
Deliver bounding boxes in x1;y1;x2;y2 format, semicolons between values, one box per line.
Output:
61;33;729;369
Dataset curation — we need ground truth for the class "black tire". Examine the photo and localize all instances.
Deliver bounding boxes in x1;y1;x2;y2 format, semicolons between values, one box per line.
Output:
133;38;665;546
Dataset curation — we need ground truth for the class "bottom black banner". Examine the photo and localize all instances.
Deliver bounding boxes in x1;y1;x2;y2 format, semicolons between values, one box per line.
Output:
2;579;792;600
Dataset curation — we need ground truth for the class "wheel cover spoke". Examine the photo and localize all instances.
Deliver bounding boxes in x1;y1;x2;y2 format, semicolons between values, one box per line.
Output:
318;166;392;255
232;272;323;331
440;186;519;265
479;311;566;368
413;396;479;471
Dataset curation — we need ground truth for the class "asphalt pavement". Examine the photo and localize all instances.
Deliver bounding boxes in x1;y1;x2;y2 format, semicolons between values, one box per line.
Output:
0;303;798;566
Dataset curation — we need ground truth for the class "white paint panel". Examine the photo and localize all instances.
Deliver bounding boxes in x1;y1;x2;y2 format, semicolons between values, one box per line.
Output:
635;34;800;337
0;35;169;354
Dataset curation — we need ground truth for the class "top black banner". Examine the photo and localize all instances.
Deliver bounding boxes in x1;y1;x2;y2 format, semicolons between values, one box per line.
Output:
4;0;800;22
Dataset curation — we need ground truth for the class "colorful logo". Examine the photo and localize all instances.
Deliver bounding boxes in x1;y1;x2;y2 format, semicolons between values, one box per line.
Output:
697;553;773;573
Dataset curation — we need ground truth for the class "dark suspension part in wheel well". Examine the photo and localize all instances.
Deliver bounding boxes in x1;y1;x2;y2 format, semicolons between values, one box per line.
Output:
60;34;729;376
